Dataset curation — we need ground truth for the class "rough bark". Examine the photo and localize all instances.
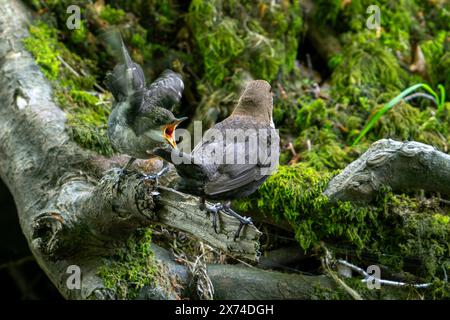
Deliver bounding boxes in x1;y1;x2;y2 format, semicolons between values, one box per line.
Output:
0;0;448;300
0;0;259;299
324;139;450;203
0;0;334;300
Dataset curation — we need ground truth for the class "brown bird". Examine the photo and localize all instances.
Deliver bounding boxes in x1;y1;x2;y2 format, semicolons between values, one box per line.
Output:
155;80;280;239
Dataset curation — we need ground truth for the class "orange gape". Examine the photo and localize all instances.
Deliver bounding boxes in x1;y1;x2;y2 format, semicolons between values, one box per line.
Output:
165;126;174;137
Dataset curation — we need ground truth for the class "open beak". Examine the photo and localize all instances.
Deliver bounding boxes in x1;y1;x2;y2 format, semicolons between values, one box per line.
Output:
163;117;188;149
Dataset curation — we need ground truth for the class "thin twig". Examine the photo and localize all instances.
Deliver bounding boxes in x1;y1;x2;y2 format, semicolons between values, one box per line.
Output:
337;259;432;288
173;243;214;300
204;243;256;269
322;249;363;300
57;55;107;92
287;142;297;156
404;92;437;106
57;55;80;77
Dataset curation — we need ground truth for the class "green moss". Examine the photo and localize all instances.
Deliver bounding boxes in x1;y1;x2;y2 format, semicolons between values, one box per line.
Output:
236;164;381;252
130;33;147;49
295;99;328;132
195;16;245;86
237;165;450;283
23;22;60;80
286;97;359;170
100;5;127;25
425;279;450;299
188;0;302;86
70;20;88;44
353;93;450;152
23;21;113;156
97;228;157;300
314;0;421;51
373;102;420;141
311;283;343;300
332;32;408;101
66;116;113;157
397;212;450;277
421;32;450;97
294;126;353;170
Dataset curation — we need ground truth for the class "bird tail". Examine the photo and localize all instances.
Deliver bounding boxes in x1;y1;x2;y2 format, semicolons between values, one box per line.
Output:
104;30;145;102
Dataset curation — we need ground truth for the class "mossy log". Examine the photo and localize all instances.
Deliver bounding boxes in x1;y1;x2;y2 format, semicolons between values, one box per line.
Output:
324;139;450;203
0;0;446;300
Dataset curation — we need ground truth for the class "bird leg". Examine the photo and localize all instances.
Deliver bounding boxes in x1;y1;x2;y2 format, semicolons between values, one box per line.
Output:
199;198;220;234
141;160;169;186
114;157;137;193
122;157;136;174
222;202;253;241
199;199;253;240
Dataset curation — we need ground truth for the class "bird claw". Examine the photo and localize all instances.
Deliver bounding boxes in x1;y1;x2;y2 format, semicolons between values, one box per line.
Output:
200;201;252;240
113;157;137;193
201;202;222;233
141;173;159;184
222;207;253;241
141;161;169;186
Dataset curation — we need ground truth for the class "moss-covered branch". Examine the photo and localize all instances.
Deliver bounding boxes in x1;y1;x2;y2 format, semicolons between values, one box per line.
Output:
0;0;260;299
324;139;450;202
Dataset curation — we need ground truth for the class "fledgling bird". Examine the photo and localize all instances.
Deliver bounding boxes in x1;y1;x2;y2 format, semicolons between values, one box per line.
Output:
105;35;187;177
155;80;280;239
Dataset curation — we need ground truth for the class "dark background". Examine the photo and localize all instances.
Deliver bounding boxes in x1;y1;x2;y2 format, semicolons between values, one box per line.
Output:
0;179;61;299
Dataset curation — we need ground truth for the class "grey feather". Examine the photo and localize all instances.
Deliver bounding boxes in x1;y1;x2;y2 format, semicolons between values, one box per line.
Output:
154;80;278;201
105;33;187;159
105;33;145;105
132;70;185;136
141;69;184;112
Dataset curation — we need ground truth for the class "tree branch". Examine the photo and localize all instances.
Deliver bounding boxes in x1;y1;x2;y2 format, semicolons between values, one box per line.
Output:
324;139;450;202
1;0;447;300
0;0;261;299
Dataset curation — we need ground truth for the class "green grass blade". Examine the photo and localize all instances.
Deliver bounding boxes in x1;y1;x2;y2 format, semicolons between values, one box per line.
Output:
438;84;446;113
420;83;440;107
352;83;425;146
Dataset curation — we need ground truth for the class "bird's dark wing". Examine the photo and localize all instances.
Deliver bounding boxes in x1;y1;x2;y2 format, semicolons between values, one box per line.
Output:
132;70;184;136
203;139;274;197
197;121;279;198
105;33;145;105
141;70;184;113
205;164;264;196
